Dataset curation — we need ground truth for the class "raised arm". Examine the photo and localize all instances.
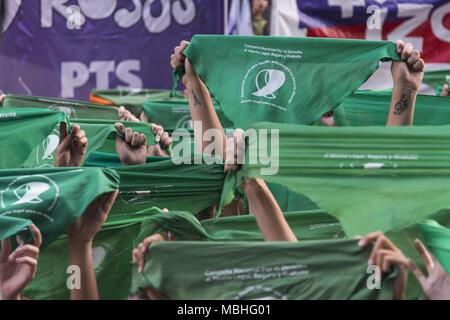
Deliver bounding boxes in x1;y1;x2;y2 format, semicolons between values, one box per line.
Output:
386;40;425;126
225;129;297;242
170;41;227;158
67;190;118;300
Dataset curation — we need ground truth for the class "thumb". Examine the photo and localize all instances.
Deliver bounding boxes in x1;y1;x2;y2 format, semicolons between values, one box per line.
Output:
58;122;72;150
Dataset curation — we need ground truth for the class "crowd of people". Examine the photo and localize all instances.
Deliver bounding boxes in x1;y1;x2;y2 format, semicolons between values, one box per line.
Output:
0;37;449;300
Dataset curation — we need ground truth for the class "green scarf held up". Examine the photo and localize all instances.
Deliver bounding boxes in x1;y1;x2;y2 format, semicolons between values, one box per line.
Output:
172;35;401;129
134;209;345;242
333;91;450;127
0;167;120;248
225;122;450;237
90;89;186;117
111;154;232;216
2;94;119;120
142;99;234;129
0;108;68;169
419;220;450;273
21;118;155;168
423;69;450;95
130;239;397;300
22;207;164;300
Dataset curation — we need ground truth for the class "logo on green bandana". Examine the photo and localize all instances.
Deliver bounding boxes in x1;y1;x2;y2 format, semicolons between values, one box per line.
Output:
0;174;60;222
176;114;193;129
234;285;287;300
48;105;77;118
241;60;296;111
41;134;60;161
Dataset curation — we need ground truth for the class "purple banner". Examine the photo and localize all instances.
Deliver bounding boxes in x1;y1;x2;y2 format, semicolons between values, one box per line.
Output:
0;0;224;100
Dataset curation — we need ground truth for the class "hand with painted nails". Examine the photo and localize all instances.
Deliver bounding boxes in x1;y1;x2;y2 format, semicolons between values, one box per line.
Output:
147;123;172;157
0;224;42;300
132;234;164;274
358;231;408;300
118;106;140;122
114;122;148;166
54;122;88;167
409;239;450;300
393;40;425;92
441;84;449;97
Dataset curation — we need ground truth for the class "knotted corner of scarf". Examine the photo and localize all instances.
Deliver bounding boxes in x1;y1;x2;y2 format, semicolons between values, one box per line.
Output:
171;68;186;97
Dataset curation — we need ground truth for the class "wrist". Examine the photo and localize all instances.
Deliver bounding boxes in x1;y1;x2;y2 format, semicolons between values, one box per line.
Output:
68;237;93;251
240;178;264;195
393;82;419;94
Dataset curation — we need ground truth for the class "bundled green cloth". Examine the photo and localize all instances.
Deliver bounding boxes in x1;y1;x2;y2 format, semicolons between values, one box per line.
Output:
142;99;234;129
2;94;119;120
333;91;450;126
21;118;154;168
0;108;68;169
134;209;344;242
225;122;450;237
73;118;155;153
0;167;120;248
111;155;229;215
423;69;450;95
419;220;450;273
130;239;396;299
84;151;169;168
22;207;164;300
173;35;401;129
91;89;186;116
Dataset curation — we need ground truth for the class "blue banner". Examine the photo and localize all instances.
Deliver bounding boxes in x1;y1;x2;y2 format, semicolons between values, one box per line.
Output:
0;0;224;100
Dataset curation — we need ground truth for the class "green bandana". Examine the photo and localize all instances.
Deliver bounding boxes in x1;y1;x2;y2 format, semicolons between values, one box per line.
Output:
0;167;120;248
22;207;164;300
84;151;169;168
173;35;400;129
111;155;230;215
131;239;396;300
21;119;155;168
226;122;450;238
90;89;186;117
423;69;450;95
3;94;119;120
0;108;68;169
134;209;344;242
333;91;450;127
142;99;234;129
419;220;450;273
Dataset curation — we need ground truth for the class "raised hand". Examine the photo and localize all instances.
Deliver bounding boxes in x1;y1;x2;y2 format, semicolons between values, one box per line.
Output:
67;190;119;244
0;224;42;300
118;106;140;122
441;84;449;97
409;239;450;300
114;122;148;166
170;40;198;86
54;122;88;167
132;234;164;274
392;40;425;93
147;123;172;157
358;231;409;300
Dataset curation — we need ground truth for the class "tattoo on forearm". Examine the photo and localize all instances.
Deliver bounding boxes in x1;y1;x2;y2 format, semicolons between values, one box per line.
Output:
192;90;202;107
393;94;409;115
